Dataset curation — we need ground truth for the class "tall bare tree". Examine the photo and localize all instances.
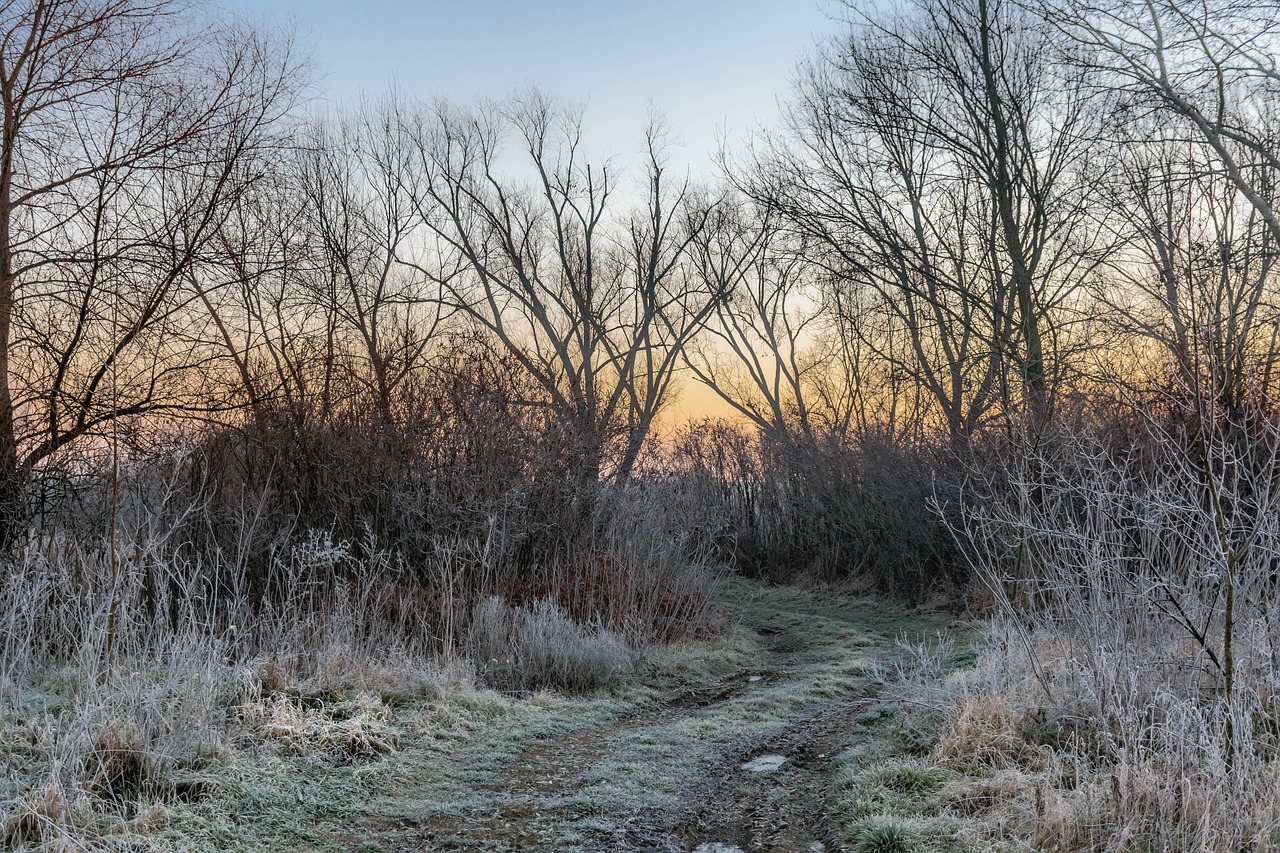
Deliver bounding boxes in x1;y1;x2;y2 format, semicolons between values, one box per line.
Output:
295;105;443;423
0;0;303;534
683;198;838;442
739;0;1097;442
401;92;720;480
1043;0;1280;243
1040;0;1280;415
1092;119;1280;420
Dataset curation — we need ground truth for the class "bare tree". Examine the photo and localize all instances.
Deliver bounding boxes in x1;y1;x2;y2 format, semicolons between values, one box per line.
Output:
739;0;1097;443
401;92;720;480
1043;0;1280;243
0;1;303;534
191;153;316;421
1040;0;1280;425
683;197;848;442
294;104;444;423
1091;119;1280;423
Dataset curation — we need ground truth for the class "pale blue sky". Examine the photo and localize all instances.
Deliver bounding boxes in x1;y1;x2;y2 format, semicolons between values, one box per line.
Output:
231;0;834;174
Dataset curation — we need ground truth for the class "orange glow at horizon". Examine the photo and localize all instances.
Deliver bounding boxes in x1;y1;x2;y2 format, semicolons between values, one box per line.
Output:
662;376;745;432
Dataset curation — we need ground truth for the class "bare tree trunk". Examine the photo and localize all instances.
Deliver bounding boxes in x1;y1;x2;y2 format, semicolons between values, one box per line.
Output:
0;167;19;540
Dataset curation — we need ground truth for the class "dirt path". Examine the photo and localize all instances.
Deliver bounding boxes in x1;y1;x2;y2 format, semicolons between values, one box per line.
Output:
658;692;878;852
323;585;952;852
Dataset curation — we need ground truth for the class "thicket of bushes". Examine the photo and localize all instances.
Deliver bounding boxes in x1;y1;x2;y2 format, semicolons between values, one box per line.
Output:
21;342;962;678
671;422;962;598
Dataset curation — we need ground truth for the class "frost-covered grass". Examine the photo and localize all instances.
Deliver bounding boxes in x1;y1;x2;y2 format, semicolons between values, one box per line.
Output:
830;616;1280;853
1;553;955;851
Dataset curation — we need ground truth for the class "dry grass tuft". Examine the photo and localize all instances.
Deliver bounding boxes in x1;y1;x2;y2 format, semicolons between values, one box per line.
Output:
2;765;89;848
934;693;1050;774
84;721;154;802
939;770;1023;817
467;596;635;692
239;691;398;758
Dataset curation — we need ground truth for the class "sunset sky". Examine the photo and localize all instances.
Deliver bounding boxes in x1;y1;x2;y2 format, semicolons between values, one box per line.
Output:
233;0;831;177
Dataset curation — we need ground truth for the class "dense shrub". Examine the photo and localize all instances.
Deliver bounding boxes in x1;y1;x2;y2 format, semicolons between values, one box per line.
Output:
672;421;963;600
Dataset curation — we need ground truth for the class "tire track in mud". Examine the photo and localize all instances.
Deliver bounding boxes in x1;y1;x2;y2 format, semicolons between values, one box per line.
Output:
643;624;886;852
619;691;878;852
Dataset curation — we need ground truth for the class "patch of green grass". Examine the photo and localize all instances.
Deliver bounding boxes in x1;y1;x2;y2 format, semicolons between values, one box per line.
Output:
826;622;986;853
871;760;949;797
837;757;957;829
855;817;923;853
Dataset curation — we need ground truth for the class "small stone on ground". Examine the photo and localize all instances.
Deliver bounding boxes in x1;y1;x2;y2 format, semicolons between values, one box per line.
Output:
693;845;745;853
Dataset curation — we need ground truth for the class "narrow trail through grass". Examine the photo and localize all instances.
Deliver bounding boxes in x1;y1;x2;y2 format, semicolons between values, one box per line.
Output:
163;580;958;852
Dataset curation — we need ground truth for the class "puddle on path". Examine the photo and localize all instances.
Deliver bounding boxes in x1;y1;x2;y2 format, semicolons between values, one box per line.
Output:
739;753;789;772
